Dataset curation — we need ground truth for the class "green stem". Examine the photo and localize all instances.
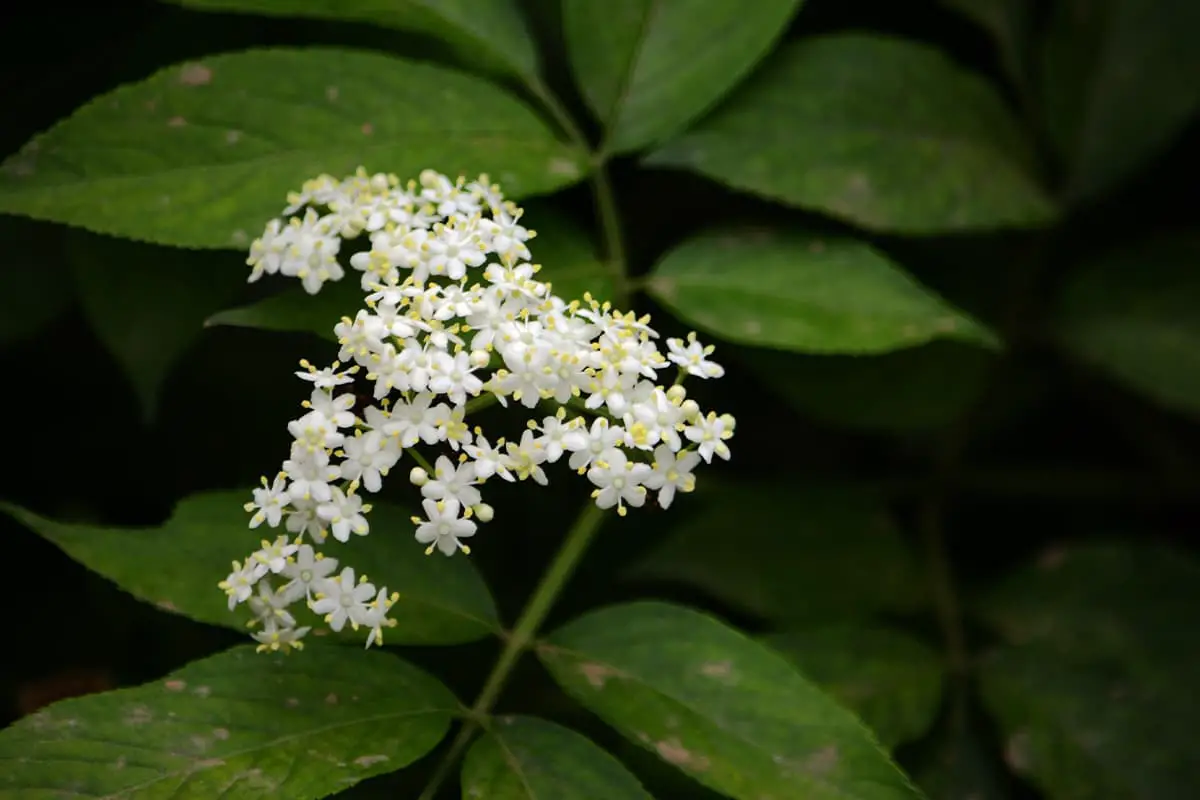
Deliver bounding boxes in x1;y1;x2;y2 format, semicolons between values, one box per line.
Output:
527;78;630;306
417;501;609;800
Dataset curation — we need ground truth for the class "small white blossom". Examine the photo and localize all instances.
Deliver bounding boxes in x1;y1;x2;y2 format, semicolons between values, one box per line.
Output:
413;498;477;556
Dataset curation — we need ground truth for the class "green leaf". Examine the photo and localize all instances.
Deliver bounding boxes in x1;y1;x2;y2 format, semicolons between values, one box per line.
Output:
0;491;499;645
164;0;539;82
1056;236;1200;415
206;279;366;342
0;217;71;346
977;544;1200;800
461;715;653;799
646;34;1055;233
0;644;457;799
1039;0;1200;203
938;0;1034;89
67;231;246;421
563;0;804;154
646;229;997;354
626;479;923;624
0;49;586;248
765;626;944;750
740;341;995;432
539;601;924;800
524;202;616;304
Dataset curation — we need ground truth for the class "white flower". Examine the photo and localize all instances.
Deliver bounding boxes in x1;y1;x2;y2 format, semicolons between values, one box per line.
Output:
248;581;297;630
667;333;725;378
252;622;311;653
311;567;377;632
278;545;339;604
384;392;441;447
219;560;262;609
282;448;340;502
587;450;652;517
643;445;701;509
252;534;299;574
245;473;289;528
505;429;549;485
317;487;371;542
339;430;399;492
533;410;579;463
413;498;477;556
463;434;514;481
564;417;625;472
684;412;736;463
288;408;345;452
285;498;327;543
420;455;482;508
295;359;355;389
361;587;399;648
428;350;483;405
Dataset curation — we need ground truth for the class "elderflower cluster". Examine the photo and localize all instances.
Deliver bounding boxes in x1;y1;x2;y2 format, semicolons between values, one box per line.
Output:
221;168;735;651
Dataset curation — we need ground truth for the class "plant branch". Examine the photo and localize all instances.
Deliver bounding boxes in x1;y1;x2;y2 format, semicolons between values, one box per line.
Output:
417;501;609;799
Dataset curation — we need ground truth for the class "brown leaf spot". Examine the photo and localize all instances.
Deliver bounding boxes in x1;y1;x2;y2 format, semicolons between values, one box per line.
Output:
743;320;762;337
808;239;826;253
124;705;153;726
1038;546;1068;570
699;660;734;680
326;86;339;102
167;116;187;128
285;697;300;707
164;679;187;692
325;693;339;705
226;130;242;144
179;63;213;86
361;122;374;136
212;728;230;741
193;685;211;698
579;661;619;688
113;756;127;770
548;157;581;178
1005;731;1031;771
354;754;389;768
804;745;839;776
156;599;179;612
648;276;676;302
655;738;711;772
195;758;226;769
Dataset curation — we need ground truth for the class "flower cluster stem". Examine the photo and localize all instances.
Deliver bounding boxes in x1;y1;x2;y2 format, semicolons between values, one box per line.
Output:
417;502;607;799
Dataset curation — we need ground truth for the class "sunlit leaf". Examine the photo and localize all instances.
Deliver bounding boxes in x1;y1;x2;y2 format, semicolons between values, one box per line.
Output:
563;0;804;153
539;602;923;800
164;0;539;82
461;715;653;799
766;626;945;749
0;644;456;799
647;228;997;354
647;34;1054;233
0;49;586;248
0;492;499;645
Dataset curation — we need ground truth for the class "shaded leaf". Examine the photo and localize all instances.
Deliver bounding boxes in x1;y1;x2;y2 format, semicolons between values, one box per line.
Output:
0;49;586;248
205;278;366;342
740;341;995;432
939;0;1034;89
1039;0;1200;203
765;626;944;750
646;229;997;354
0;217;71;346
627;481;923;624
914;712;1012;800
563;0;804;153
539;601;923;800
1056;236;1200;415
461;715;653;799
165;0;538;82
647;34;1054;233
0;491;499;645
68;231;246;421
523;202;616;304
977;544;1200;800
0;644;457;799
